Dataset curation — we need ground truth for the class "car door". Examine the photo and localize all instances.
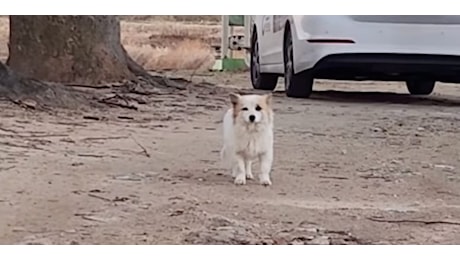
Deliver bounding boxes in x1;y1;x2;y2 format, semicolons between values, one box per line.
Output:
267;15;288;66
258;15;274;66
258;15;288;68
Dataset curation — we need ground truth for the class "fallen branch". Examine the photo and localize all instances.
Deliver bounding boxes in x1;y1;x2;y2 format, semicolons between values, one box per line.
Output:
367;217;460;226
88;193;112;202
319;176;349;180
83;115;101;121
130;136;150;158
0;166;15;171
436;191;460;197
78;153;118;158
81;215;107;223
66;83;111;89
77;153;103;158
0;126;18;134
127;85;159;96
98;94;138;110
82;136;128;142
26;133;68;138
118;116;134;120
358;174;390;180
0;141;45;151
74;212;108;223
8;97;37;110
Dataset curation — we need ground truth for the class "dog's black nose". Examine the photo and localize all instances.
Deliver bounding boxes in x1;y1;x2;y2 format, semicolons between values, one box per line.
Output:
249;115;255;122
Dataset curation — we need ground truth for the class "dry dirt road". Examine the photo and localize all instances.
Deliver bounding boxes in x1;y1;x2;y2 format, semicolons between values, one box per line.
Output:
1;72;460;245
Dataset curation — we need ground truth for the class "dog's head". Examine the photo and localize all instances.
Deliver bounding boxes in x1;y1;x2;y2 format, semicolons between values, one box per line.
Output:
229;93;273;125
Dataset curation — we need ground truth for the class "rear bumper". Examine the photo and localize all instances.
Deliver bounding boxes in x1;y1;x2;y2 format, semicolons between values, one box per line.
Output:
311;53;460;83
291;15;460;82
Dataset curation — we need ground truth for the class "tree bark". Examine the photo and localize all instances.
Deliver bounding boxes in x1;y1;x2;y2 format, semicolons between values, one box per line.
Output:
7;15;137;85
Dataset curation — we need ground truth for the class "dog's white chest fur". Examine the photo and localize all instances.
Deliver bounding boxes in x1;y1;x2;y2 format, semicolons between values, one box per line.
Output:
233;122;273;160
220;93;274;186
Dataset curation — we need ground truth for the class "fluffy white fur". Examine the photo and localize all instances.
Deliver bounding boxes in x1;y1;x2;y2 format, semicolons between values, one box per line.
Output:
220;93;274;186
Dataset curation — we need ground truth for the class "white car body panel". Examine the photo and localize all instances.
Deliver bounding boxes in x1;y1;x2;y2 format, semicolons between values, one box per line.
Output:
253;15;460;77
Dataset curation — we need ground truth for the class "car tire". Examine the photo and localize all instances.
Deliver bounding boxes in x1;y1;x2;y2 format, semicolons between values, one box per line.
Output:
250;29;278;91
406;80;435;95
283;26;314;98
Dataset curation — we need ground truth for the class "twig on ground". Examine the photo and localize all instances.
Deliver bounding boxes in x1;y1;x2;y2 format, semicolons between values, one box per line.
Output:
81;215;107;223
83;115;101;121
436;191;460;197
82;136;129;142
98;94;138;110
77;154;104;158
74;213;109;223
358;174;389;180
88;193;112;202
118;116;134;120
130;135;150;158
0;141;45;151
367;217;460;226
319;176;349;180
0;127;18;134
127;85;158;96
77;153;119;158
66;84;111;89
7;97;37;110
26;134;68;138
0;166;15;171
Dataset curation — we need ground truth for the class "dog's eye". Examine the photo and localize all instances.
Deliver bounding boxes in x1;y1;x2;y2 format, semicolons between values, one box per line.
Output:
242;107;248;111
255;105;262;111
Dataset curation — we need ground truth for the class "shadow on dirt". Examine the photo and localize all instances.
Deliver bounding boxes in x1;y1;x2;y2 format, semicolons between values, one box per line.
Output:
274;90;460;107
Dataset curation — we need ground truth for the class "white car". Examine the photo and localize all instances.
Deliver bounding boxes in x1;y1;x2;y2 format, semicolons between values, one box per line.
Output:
250;15;460;98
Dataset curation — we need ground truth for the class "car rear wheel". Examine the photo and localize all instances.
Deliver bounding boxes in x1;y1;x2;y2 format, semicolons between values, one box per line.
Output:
406;80;435;95
250;30;278;91
283;27;314;98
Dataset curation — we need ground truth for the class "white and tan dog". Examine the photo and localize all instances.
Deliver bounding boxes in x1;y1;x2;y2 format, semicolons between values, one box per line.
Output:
220;92;274;186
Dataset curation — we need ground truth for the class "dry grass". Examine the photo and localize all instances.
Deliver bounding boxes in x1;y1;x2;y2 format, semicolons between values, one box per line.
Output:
0;17;9;61
120;20;223;71
125;39;215;71
121;21;222;45
120;15;221;24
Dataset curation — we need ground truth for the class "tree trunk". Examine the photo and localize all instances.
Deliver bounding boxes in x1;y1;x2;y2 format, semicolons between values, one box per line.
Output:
7;15;137;85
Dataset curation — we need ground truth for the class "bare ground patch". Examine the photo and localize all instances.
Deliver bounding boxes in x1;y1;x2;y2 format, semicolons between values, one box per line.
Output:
1;71;460;244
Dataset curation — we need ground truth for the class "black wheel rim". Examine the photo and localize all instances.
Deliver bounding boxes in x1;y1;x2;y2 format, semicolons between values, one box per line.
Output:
251;36;260;84
284;33;293;92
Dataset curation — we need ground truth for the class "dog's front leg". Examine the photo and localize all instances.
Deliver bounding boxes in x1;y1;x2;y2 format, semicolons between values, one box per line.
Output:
231;163;239;178
259;151;273;186
245;159;254;179
234;155;246;185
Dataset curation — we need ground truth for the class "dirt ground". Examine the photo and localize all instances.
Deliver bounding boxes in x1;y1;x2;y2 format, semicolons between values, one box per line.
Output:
1;71;460;245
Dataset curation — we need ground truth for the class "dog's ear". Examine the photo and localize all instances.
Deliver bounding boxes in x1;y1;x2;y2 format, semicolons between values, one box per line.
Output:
264;93;273;107
229;93;240;106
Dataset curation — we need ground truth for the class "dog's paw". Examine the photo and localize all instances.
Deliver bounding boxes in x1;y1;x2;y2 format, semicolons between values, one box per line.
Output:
259;178;272;186
234;175;246;185
246;172;254;180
